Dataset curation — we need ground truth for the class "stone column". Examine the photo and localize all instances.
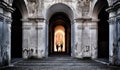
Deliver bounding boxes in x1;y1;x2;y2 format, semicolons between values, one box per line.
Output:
74;19;83;58
0;13;12;66
29;21;37;58
90;20;98;59
107;1;120;65
22;20;31;59
116;8;120;65
107;7;118;65
108;17;116;65
0;9;4;65
5;18;12;65
116;16;120;65
45;20;48;57
0;1;13;66
71;20;75;57
37;18;46;58
74;18;97;59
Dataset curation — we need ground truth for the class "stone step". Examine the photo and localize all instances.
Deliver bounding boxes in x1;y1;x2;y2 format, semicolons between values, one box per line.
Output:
15;62;104;66
3;66;119;70
1;56;120;70
12;57;106;67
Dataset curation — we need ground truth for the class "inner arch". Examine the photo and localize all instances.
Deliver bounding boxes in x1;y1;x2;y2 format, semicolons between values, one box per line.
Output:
46;3;74;21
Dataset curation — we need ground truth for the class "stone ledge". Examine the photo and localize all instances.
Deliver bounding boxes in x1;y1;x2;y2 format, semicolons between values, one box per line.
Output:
28;17;45;22
75;18;92;22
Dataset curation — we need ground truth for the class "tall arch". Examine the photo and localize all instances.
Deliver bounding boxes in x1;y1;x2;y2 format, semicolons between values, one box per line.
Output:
46;3;74;21
92;0;109;19
12;0;28;18
11;0;28;59
93;0;109;59
45;3;74;56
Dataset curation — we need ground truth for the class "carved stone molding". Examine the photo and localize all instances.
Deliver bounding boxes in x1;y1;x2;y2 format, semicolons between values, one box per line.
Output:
36;25;43;30
106;1;120;13
28;17;45;22
75;18;92;23
22;25;31;30
0;1;14;12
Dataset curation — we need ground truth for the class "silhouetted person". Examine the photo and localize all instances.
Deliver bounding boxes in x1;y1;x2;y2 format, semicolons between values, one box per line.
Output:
56;44;59;52
60;44;63;52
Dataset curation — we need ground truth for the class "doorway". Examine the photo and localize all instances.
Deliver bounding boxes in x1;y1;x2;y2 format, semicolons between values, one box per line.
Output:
11;1;22;58
54;25;65;53
98;2;109;59
48;12;71;56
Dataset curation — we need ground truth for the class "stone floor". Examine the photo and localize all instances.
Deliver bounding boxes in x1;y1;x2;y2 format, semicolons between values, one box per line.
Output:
0;56;120;70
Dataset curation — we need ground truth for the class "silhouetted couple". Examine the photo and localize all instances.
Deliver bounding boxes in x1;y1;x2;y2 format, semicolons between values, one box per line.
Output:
56;44;63;52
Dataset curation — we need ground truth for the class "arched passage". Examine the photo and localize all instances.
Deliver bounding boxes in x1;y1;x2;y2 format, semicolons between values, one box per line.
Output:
49;12;71;56
46;3;74;56
93;0;109;59
11;1;22;58
98;1;109;59
11;0;28;59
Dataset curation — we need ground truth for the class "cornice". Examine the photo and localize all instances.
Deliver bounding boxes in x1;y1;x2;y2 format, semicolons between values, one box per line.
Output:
75;18;92;23
106;1;120;13
0;1;14;13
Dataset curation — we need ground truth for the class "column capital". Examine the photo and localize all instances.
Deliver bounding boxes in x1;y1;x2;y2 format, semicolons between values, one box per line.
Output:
108;18;116;25
6;18;12;24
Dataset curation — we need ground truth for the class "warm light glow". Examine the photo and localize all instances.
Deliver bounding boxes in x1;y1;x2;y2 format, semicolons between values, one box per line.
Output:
54;26;65;52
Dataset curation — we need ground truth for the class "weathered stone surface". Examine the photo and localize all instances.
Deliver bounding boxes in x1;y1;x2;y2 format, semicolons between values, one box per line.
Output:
1;57;120;70
0;0;120;67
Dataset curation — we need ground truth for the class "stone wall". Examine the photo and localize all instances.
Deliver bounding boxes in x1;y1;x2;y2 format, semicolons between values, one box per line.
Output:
74;18;98;59
107;0;120;65
22;0;97;59
0;0;120;66
0;1;13;66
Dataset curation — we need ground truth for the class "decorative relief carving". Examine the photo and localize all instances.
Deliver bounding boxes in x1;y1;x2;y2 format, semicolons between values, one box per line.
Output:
27;0;39;17
52;0;72;3
77;0;90;16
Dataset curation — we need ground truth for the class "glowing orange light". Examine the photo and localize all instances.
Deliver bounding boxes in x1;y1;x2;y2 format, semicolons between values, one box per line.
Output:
54;26;65;52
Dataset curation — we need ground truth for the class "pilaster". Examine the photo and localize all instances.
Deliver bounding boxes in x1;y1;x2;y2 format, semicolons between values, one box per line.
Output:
0;0;13;66
107;1;120;65
74;18;98;59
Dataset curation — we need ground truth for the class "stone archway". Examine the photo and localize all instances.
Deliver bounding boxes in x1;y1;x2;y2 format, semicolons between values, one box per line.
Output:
46;3;74;57
11;0;28;59
98;2;109;59
93;0;109;59
48;12;71;56
11;2;22;58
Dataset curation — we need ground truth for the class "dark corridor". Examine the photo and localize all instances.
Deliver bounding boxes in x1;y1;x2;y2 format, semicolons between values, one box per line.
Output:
11;2;22;58
98;2;109;58
49;12;71;56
